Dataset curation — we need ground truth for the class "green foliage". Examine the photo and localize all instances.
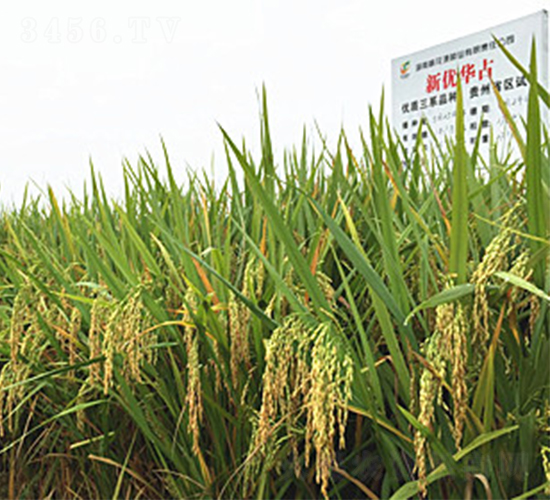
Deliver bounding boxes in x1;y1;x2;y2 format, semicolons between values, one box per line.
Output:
0;47;548;499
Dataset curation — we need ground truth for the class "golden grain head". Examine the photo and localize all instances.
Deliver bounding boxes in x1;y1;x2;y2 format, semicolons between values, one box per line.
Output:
415;324;446;495
9;287;30;366
255;318;352;499
183;287;203;457
89;297;109;386
451;302;468;449
471;208;518;353
541;446;550;496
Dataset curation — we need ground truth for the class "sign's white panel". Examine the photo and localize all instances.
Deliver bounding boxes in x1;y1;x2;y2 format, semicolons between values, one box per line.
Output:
391;11;548;155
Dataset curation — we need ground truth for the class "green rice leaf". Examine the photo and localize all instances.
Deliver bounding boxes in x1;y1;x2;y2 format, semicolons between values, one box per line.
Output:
449;73;469;284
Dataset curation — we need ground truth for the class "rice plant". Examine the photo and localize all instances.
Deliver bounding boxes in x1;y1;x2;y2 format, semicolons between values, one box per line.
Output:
0;44;548;499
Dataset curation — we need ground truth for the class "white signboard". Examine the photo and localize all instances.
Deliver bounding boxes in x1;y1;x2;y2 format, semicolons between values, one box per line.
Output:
391;11;548;155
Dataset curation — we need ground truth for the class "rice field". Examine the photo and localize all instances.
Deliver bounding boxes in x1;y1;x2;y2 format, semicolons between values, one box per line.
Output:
0;44;548;499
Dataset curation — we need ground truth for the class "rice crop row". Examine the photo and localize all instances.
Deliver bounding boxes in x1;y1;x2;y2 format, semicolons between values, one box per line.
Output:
0;43;548;499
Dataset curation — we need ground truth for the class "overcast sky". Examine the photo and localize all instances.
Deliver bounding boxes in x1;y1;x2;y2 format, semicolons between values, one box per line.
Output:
1;0;548;205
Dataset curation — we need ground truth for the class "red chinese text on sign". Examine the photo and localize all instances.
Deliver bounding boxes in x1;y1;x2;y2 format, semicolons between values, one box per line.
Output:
426;58;495;93
478;59;494;80
426;73;441;93
426;69;459;93
443;69;457;90
460;63;476;84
